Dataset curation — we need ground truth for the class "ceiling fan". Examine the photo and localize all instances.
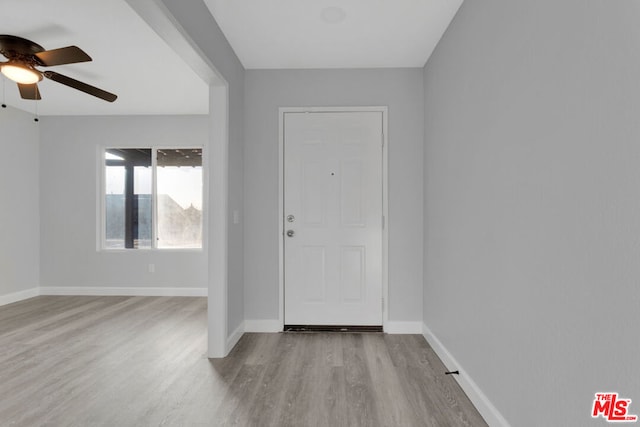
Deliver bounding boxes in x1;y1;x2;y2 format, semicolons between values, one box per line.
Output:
0;34;117;102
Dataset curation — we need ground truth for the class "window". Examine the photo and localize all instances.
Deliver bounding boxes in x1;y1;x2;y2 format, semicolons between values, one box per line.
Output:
104;148;203;249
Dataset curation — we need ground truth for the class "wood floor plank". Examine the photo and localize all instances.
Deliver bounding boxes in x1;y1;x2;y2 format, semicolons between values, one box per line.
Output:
342;333;382;426
244;334;300;426
362;333;425;426
0;296;488;427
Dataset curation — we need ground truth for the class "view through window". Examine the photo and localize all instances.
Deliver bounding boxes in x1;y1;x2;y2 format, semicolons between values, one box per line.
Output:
104;148;203;249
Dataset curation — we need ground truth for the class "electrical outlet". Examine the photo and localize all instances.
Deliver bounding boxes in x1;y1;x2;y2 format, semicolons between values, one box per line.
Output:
148;263;155;273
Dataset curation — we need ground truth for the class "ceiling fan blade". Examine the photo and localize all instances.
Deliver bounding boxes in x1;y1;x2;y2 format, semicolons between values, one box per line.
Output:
35;46;91;66
18;83;41;100
43;71;117;102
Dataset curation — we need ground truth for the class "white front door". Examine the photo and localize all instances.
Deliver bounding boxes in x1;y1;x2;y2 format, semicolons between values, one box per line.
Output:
284;111;383;326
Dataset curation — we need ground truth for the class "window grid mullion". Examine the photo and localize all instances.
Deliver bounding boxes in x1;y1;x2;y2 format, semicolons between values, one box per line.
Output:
152;147;158;249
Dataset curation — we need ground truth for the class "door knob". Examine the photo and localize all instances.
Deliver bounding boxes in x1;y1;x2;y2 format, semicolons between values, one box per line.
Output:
286;230;295;237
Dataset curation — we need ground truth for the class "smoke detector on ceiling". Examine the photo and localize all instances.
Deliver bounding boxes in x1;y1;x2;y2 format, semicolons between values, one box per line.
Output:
321;7;346;24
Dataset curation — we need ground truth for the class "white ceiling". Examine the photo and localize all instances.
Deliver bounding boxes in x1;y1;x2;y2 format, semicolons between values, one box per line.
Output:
0;0;463;116
203;0;464;69
0;0;209;116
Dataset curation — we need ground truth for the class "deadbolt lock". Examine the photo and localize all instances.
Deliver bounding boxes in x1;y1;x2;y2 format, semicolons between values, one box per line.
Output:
287;215;295;223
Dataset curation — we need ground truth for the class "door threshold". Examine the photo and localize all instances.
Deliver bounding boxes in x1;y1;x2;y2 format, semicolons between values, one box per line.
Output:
284;325;383;333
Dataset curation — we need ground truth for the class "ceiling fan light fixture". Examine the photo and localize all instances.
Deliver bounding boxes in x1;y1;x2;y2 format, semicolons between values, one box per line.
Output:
1;63;42;84
0;35;116;102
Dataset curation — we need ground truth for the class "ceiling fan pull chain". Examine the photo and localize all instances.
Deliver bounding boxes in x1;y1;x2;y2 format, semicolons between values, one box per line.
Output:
34;90;39;123
1;76;6;108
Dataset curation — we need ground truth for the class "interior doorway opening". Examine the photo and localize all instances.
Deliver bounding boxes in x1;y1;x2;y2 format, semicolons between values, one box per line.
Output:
125;0;231;358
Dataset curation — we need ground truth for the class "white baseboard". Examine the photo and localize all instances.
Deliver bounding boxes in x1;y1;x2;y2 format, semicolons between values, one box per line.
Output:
1;287;208;307
39;286;207;297
244;319;282;333
384;321;423;334
0;287;40;307
226;321;245;353
422;323;510;427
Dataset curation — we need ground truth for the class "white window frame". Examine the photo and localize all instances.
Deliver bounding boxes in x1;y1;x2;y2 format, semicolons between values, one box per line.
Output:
99;146;206;252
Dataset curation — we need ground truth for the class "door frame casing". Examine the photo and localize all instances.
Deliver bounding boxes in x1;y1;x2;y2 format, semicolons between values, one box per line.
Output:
278;106;389;330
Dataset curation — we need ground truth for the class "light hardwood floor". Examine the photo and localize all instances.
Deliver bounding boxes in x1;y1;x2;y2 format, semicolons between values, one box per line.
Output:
0;296;487;426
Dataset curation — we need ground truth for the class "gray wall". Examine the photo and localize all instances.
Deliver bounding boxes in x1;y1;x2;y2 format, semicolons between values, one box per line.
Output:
0;107;40;298
423;0;640;425
244;69;424;322
39;115;209;289
160;0;246;335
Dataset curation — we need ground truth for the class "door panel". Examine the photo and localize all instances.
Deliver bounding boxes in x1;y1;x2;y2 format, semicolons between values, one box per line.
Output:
340;246;365;303
340;159;364;226
302;159;327;226
302;246;327;302
284;111;383;325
